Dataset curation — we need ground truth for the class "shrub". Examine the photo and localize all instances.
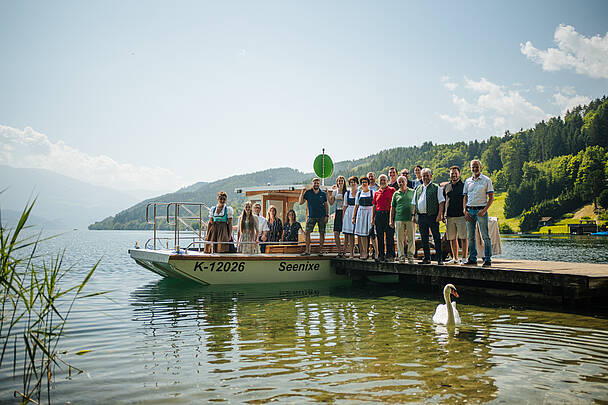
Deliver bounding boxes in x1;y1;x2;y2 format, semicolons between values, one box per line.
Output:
499;223;514;234
563;213;574;219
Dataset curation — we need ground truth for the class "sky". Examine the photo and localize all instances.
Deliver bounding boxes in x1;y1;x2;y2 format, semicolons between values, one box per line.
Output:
1;0;607;193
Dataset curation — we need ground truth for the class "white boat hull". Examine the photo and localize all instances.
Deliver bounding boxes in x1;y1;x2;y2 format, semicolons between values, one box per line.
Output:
129;248;346;285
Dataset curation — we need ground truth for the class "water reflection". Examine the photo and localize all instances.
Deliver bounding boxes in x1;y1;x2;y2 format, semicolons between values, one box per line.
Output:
126;280;608;403
129;280;504;403
4;230;606;403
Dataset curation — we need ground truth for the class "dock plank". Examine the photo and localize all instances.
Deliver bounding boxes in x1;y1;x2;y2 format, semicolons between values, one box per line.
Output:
331;257;608;303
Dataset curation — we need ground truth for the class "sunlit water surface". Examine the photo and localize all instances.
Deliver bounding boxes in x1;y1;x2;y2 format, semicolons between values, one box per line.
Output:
1;230;607;404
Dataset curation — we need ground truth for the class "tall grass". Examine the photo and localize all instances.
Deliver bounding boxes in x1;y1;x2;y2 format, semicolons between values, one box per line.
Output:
1;199;101;404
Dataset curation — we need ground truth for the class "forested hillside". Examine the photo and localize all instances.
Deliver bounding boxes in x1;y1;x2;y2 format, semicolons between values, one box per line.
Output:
89;168;311;230
90;96;608;231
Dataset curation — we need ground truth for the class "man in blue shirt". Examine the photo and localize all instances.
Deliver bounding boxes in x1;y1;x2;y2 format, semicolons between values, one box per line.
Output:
299;178;329;256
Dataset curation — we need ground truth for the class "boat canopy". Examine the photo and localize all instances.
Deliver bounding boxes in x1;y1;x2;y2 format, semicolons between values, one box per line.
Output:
235;184;304;223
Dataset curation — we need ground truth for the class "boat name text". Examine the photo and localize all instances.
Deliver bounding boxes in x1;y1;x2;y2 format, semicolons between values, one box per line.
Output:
278;261;320;272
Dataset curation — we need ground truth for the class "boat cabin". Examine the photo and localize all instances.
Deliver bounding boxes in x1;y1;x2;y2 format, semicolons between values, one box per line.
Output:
235;184;303;224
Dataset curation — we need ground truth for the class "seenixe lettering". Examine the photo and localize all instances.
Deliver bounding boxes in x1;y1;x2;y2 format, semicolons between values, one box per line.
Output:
278;261;320;272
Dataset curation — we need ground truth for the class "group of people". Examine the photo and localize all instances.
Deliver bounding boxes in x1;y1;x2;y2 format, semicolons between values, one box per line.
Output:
204;197;303;254
298;159;495;267
204;159;494;267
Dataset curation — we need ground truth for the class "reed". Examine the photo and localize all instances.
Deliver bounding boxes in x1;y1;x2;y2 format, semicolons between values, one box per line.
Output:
1;199;102;404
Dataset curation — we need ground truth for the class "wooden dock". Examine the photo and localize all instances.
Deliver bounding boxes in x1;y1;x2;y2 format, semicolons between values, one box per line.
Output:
331;258;608;305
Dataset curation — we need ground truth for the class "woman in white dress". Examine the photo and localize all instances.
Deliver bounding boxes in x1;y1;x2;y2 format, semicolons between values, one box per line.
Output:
342;176;359;258
238;201;260;254
353;177;374;260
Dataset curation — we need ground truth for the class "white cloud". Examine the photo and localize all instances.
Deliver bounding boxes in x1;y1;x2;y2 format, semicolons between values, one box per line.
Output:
521;24;608;79
536;85;545;93
440;77;550;133
552;91;591;115
440;75;458;91
0;125;184;192
238;48;247;57
557;85;576;96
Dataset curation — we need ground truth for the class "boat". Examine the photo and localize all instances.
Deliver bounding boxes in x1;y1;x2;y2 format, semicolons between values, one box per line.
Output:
128;185;347;285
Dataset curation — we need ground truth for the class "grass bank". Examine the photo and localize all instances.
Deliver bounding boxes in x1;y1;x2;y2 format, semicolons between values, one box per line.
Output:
488;192;520;233
535;204;607;234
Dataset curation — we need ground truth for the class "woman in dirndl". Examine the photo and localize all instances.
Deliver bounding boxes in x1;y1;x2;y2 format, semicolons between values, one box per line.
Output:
204;191;233;253
353;176;374;260
238;201;260;254
328;175;347;257
342;176;359;258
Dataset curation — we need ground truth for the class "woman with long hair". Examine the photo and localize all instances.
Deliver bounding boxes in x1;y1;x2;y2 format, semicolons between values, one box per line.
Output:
282;209;302;243
204;191;233;253
342;176;358;258
238;201;259;254
353;176;374;260
266;205;283;243
328;175;347;257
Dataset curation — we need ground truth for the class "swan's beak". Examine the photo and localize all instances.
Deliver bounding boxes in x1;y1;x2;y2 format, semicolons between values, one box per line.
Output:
451;289;459;298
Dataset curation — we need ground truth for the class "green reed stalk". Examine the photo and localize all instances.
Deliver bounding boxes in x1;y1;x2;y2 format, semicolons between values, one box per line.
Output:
1;199;102;404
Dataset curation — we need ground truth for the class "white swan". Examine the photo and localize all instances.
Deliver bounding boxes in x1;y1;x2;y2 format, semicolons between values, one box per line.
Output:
432;283;461;325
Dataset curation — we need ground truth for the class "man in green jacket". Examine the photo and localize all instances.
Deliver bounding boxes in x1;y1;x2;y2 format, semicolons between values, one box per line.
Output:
411;168;445;265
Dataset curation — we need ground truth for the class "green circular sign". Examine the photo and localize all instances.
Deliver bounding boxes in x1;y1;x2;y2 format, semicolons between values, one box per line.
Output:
313;154;333;178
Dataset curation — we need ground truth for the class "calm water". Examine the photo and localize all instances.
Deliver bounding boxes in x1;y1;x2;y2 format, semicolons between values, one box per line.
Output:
1;230;607;404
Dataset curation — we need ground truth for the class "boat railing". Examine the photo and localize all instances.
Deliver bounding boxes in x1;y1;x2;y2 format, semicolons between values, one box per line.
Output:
143;201;349;254
145;237;172;250
183;239;301;252
146;202;207;250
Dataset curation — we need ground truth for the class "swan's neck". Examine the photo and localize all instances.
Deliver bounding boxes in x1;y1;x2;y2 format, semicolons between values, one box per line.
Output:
444;289;455;325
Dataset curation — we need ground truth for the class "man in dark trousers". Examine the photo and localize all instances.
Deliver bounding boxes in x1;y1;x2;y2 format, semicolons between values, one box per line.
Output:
372;174;396;261
443;166;468;264
412;168;445;265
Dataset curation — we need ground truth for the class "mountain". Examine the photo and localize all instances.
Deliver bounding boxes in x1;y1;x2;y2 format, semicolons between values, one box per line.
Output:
90;96;608;231
0;165;151;229
88;167;314;230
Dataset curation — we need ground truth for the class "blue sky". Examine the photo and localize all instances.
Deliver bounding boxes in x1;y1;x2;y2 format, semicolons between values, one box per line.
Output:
1;1;607;192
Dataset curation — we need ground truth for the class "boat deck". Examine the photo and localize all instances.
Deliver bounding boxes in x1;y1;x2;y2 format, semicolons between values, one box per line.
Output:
331;257;608;305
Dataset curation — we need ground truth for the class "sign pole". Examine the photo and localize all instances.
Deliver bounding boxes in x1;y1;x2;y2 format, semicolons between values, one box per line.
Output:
322;148;325;187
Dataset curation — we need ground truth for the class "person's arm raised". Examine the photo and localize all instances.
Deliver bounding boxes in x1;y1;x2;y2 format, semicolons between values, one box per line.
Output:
327;189;335;205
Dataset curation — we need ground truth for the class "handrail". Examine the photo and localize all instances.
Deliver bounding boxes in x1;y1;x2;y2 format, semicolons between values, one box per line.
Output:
143;201;317;253
145;202;209;251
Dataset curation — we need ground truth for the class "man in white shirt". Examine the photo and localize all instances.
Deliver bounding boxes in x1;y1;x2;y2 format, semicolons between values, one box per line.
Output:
367;172;379;193
253;202;270;253
463;159;494;267
411;168;445;265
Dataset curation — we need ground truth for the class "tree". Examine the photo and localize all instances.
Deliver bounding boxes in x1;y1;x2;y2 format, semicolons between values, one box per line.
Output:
499;134;528;186
599;189;608;210
481;137;502;173
582;100;608;147
578;146;607;209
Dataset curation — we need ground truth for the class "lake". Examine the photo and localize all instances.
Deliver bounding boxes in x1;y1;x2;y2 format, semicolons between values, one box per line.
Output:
1;230;607;404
